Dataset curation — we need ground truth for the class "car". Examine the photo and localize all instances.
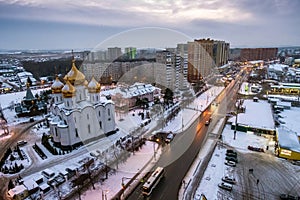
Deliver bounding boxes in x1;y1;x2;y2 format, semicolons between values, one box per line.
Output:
226;152;237;158
225;160;236;167
165;133;174;143
279;194;299;200
225;156;238;163
222;176;236;184
17;140;27;146
205;120;210;126
226;149;236;154
218;182;233;191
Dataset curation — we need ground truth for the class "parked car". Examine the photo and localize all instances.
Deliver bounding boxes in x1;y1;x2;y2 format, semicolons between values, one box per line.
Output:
17;140;27;146
165;133;175;143
280;194;299;200
226;149;236;154
225;160;236;167
218;182;233;191
225;156;238;163
226;152;237;158
248;145;264;152
222;176;236;184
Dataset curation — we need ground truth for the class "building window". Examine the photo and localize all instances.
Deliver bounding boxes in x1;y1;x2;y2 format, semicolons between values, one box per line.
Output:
87;114;89;120
99;121;102;129
98;111;101;117
88;124;91;133
108;108;110;116
75;128;78;137
55;128;58;137
66;101;69;107
96;96;99;101
74;117;76;123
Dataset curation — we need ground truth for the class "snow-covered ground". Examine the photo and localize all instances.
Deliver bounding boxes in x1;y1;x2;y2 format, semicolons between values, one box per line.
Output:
2;85;225;200
192;125;274;200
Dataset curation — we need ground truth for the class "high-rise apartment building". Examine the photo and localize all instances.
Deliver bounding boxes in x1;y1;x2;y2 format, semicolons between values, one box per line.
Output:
155;49;176;90
107;47;122;61
176;44;189;90
188;38;214;83
240;48;278;61
213;41;230;67
125;47;137;60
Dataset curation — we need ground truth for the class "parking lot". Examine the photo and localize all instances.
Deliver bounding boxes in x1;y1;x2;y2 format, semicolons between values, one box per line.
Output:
195;125;300;200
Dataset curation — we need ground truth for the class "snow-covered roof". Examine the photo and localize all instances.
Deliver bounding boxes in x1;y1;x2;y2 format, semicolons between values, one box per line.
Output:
268;63;288;72
39;183;50;191
112;82;157;99
230;99;275;131
23;179;39;190
277;127;300;152
17;71;33;78
277;101;291;108
8;185;27;197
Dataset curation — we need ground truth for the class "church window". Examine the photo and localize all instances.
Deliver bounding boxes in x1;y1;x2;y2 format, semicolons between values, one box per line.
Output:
66;101;69;107
55;128;58;137
96;96;99;101
87;114;89;120
108;108;110;116
74;117;76;123
98;111;101;117
75;128;79;137
99;121;102;129
88;124;91;133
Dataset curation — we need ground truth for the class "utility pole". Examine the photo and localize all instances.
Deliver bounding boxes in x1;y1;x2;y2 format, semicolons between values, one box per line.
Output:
234;82;241;140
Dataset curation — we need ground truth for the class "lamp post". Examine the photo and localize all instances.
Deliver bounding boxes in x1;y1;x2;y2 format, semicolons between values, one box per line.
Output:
234;82;241;140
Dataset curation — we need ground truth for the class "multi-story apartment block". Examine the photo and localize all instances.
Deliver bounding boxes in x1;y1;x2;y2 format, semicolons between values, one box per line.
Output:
188;38;214;83
240;48;278;61
107;47;122;61
213;41;230;67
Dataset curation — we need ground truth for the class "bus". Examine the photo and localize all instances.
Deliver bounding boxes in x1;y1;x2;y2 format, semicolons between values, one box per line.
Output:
142;167;165;196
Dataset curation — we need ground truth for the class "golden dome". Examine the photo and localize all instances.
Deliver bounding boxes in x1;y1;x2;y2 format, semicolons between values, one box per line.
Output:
87;77;101;93
51;76;64;94
62;79;76;98
64;59;86;85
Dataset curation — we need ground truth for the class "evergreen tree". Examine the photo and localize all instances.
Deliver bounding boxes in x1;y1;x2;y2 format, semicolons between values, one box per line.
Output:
9;155;15;162
164;88;174;105
27;77;32;87
8;179;15;190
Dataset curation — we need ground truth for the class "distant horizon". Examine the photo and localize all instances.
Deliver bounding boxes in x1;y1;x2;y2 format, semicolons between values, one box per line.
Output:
1;44;299;52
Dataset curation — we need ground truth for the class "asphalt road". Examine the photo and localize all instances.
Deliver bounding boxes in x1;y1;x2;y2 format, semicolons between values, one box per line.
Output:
126;72;244;200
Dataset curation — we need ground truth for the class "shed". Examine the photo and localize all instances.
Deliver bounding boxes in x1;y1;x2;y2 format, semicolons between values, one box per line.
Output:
7;185;28;200
23;179;39;194
39;183;51;194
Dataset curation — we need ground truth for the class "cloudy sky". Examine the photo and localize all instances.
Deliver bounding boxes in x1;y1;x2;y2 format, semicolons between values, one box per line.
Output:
0;0;299;50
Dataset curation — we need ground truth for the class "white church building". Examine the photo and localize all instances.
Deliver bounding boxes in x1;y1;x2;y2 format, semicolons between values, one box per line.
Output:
48;59;117;150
